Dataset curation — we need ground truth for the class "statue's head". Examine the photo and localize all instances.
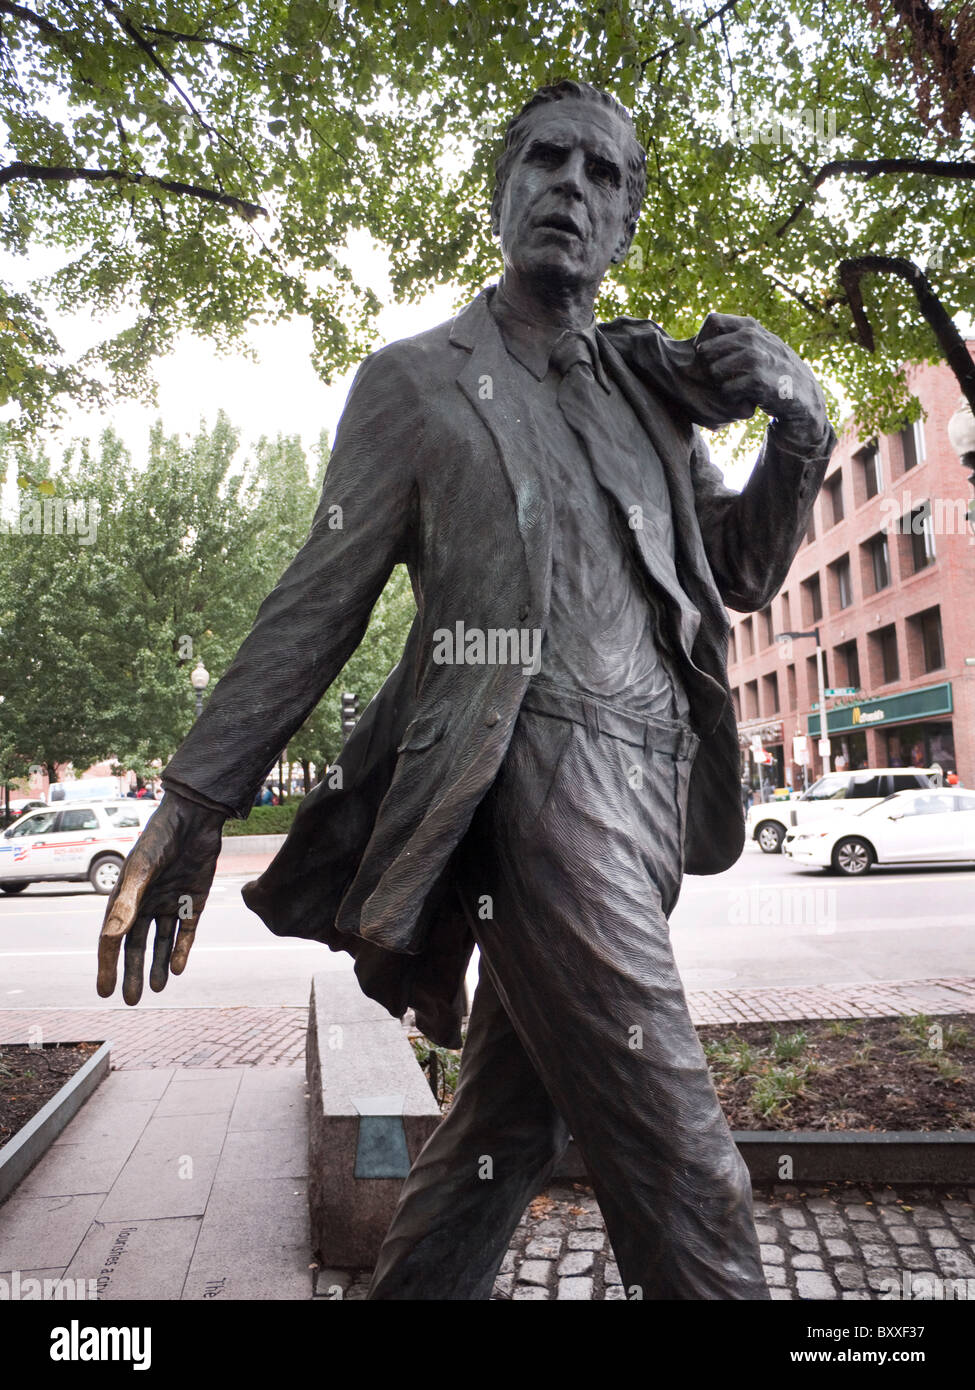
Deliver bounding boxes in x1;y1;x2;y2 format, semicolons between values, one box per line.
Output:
490;80;647;292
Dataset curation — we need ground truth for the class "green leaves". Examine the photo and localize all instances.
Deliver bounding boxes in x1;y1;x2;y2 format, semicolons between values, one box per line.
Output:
0;0;972;444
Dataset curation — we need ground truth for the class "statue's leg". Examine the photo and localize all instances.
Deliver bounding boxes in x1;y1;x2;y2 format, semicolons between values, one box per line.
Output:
366;960;570;1300
462;700;769;1300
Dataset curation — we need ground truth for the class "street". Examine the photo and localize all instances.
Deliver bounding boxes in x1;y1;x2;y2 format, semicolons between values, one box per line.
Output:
0;842;971;1011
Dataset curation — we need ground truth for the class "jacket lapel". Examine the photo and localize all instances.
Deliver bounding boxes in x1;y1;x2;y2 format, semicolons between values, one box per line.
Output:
450;293;553;622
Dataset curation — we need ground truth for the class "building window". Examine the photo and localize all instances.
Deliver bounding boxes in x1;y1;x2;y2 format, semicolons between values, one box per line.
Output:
910;606;945;674
855;440;883;500
900;415;926;472
806;652;829;704
742;616;754;659
762;670;780;714
780;591;792;630
835;638;861;690
871;623;900;685
729;626;738;665
805;511;816;545
786;663;797;709
761;606;774;647
745;679;759;719
801;573;822;624
829;554;853;610
908;501;937;572
824;472;844;526
731;686;741;721
868;533;891;592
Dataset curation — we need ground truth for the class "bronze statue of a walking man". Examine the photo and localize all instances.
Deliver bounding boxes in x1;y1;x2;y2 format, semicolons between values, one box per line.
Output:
98;79;835;1299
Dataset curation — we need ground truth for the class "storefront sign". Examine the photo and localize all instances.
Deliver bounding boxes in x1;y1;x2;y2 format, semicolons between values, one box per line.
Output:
808;683;952;737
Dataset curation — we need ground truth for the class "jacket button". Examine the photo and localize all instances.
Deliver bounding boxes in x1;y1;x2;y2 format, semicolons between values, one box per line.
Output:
485;710;500;727
518;603;529;621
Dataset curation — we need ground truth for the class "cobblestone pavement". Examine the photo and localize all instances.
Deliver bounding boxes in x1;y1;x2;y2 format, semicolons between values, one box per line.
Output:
502;1183;975;1301
324;1183;975;1301
2;976;972;1068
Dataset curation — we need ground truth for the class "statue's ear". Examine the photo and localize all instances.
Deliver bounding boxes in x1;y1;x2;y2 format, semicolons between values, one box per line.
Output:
610;215;635;265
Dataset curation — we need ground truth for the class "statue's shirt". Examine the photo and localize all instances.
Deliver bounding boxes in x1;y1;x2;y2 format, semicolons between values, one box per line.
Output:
489;289;693;720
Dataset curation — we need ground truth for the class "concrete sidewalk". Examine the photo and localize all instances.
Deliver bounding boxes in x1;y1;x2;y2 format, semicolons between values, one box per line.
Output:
0;1067;311;1300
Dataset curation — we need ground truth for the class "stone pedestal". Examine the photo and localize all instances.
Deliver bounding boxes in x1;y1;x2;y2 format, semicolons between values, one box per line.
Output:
306;972;441;1269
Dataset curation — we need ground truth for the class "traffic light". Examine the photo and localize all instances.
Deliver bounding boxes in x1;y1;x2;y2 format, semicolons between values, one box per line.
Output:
341;691;358;743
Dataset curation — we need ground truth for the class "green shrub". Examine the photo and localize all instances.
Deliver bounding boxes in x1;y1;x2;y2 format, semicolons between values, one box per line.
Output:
222;802;300;836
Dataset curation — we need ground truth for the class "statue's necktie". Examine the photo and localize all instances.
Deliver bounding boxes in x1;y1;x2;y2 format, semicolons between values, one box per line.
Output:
549;328;696;662
550;329;671;528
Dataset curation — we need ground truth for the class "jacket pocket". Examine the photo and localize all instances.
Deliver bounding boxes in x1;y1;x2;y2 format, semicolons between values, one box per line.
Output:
396;708;448;753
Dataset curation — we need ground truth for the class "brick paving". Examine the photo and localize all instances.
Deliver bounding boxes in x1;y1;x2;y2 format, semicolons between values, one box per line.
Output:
0;1006;307;1068
687;976;975;1026
2;975;972;1068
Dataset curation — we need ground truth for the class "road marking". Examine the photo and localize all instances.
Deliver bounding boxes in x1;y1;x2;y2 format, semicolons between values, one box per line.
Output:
684;871;975;892
0;943;324;958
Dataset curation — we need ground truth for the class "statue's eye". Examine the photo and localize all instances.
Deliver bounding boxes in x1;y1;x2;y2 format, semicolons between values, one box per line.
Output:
588;158;619;187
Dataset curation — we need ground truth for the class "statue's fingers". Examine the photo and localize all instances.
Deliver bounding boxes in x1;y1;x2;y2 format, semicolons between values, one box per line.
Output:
96;925;124;998
149;915;178;994
170;917;198;976
100;851;155;941
121;914;152;1007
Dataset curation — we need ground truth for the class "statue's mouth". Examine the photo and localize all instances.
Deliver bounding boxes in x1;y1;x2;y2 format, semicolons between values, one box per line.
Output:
535;213;584;240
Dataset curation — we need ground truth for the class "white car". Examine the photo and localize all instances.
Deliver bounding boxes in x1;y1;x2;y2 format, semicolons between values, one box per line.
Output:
746;767;940;854
0;799;156;895
783;787;975;875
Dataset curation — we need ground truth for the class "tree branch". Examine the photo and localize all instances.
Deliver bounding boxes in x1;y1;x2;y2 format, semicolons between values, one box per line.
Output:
142;24;255;59
776;158;975;238
641;0;739;71
0;162;267;220
99;0;213;139
837;255;975;414
0;0;64;39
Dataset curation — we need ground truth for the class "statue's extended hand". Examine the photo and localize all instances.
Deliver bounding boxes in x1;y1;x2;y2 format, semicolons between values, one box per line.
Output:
97;792;225;1005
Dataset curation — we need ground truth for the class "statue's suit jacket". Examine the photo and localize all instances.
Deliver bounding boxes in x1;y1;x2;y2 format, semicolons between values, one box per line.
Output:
163;288;835;1046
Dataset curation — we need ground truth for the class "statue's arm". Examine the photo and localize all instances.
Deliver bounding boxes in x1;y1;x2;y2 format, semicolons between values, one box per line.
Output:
689;412;836;613
162;344;422;815
97;344;422;1004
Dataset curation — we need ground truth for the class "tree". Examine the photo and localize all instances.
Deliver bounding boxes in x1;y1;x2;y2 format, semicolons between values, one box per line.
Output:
0;411;332;781
1;2;971;441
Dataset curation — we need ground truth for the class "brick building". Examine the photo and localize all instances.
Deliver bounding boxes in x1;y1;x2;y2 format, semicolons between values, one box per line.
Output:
728;346;975;791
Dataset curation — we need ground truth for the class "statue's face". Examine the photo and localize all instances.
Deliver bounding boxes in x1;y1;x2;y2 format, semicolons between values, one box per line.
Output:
496;101;632;293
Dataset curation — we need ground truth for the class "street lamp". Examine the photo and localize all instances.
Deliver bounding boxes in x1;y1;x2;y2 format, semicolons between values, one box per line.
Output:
947;396;975;541
776;628;830;776
190;659;210;720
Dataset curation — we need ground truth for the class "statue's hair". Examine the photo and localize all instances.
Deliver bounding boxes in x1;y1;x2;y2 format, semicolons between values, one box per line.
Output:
490;80;647;257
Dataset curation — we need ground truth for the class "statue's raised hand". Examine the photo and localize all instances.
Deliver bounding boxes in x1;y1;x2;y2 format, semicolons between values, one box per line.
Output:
97;792;225;1005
